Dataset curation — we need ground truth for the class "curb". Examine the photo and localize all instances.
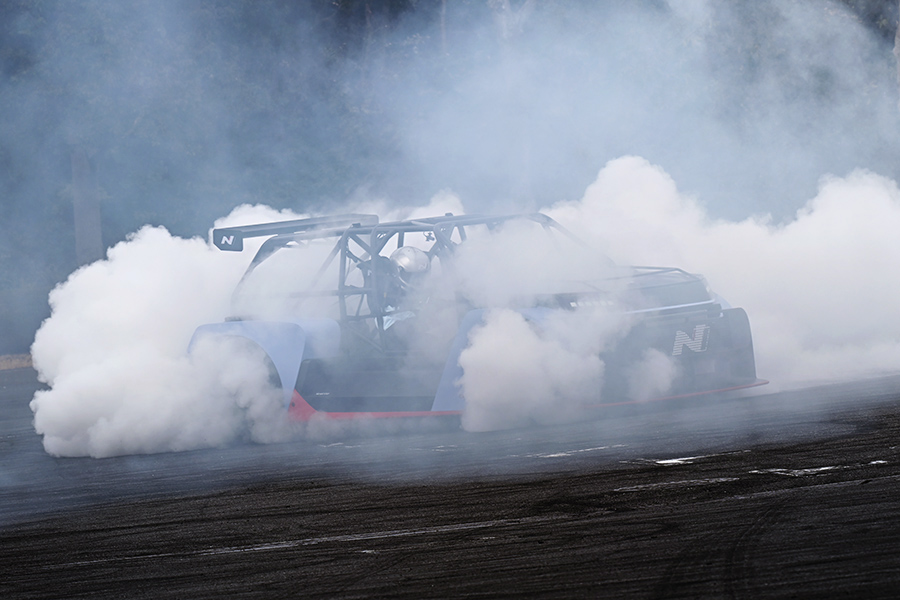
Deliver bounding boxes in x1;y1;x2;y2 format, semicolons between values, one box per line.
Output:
0;354;33;371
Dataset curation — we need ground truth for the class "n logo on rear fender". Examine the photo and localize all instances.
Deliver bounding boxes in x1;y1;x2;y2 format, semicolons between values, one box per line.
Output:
672;324;710;355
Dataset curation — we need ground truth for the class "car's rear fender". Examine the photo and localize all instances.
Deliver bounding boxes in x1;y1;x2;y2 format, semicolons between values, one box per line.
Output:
189;319;341;408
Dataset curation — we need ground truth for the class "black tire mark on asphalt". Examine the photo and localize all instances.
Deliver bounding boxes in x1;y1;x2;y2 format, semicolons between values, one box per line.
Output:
651;528;722;599
723;499;786;599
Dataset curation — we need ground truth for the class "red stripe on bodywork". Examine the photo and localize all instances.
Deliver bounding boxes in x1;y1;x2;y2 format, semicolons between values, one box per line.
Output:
287;379;769;421
287;391;319;420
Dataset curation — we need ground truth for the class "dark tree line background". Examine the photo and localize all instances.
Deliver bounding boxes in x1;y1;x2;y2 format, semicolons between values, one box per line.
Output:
1;0;898;354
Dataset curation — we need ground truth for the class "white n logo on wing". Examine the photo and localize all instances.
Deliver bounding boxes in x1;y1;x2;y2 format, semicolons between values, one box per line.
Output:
221;235;235;246
672;324;710;356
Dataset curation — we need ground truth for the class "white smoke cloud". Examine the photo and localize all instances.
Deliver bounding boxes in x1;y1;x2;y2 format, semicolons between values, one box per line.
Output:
457;156;900;431
451;232;687;432
30;158;900;450
354;190;466;224
468;223;610;298
626;348;680;402
388;1;897;220
30;205;303;457
458;309;606;432
549;156;900;388
28;198;479;457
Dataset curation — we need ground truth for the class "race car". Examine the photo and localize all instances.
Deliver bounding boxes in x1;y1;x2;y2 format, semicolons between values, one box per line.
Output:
190;212;766;421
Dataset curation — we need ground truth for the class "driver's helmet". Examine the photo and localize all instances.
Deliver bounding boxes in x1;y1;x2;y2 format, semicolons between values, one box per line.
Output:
390;246;431;288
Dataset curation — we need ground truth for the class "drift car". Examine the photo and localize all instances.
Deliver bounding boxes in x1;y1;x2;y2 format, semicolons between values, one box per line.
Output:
190;212;765;420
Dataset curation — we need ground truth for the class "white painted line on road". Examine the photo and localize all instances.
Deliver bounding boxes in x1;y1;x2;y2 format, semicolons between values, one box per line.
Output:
200;515;564;555
57;515;567;567
614;477;739;492
749;465;844;477
632;453;723;466
527;445;625;459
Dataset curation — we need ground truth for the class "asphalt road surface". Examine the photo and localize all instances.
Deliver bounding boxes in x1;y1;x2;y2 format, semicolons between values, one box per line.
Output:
3;366;900;598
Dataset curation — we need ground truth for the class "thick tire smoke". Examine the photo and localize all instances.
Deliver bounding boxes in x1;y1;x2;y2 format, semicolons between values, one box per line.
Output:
458;309;608;432
550;156;900;388
30;207;301;457
28;158;900;454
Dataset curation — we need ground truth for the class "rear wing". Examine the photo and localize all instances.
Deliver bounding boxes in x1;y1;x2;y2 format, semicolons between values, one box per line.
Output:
212;214;379;251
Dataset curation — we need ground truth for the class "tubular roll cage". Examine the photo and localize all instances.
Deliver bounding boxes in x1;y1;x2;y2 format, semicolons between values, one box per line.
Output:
212;212;708;351
214;213;572;350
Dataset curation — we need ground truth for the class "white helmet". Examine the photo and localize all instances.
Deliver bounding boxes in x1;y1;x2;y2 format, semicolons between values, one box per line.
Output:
390;246;430;287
